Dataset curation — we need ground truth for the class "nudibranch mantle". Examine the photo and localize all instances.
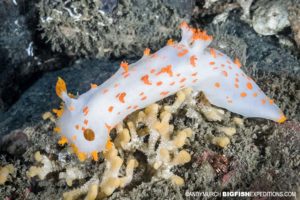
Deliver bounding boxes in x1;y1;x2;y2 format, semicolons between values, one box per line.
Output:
54;22;286;161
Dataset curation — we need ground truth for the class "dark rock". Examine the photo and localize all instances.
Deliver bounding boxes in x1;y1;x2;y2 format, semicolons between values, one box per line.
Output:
0;129;28;156
0;0;70;112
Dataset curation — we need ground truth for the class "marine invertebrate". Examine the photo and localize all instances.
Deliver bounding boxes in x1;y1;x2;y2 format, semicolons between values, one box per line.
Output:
27;151;58;180
115;90;193;185
53;22;286;161
0;164;15;185
59;167;86;186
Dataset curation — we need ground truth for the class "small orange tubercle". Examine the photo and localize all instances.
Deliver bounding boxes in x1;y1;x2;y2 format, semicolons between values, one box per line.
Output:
90;83;98;89
179;21;189;29
144;48;150;56
91;151;99;161
167;39;174;46
58;136;68;146
120;61;129;72
234;58;242;68
277;115;287;123
52;108;64;118
55;77;67;98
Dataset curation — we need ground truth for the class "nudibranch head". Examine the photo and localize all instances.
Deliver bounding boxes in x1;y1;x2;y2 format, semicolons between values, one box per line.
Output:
54;78;111;161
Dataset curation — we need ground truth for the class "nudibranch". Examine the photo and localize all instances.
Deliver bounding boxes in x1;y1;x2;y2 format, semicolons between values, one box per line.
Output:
53;22;286;161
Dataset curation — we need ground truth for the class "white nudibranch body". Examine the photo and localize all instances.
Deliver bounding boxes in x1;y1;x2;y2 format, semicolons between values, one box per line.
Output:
54;22;286;161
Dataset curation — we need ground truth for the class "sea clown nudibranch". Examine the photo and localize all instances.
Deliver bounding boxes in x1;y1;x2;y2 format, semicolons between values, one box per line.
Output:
53;22;286;161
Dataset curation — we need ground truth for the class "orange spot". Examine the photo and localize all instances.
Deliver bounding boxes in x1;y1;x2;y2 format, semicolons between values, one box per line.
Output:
75;125;80;130
218;53;224;56
178;49;189;57
234;58;242;68
52;108;64;118
180;21;189;28
209;61;215;65
114;83;119;88
167;39;174;46
160;91;169;96
83;106;89;116
118;92;126;103
58;136;68;146
157;65;173;77
240;92;247;97
83;128;95;141
141;75;152;85
214;82;221;88
269;99;274;105
102;88;108;94
141;96;147;101
108;106;114;112
169;81;175;86
84;119;88;126
235;84;239;88
277;115;287;123
77;152;87;162
150;69;155;74
55;77;67;98
190;55;197;67
105;123;112;133
253;93;258;97
72;135;77;141
105;139;113;151
209;48;216;58
150;53;158;58
156;81;163;86
222;71;228;77
133;105;139;109
90;83;97;89
235;78;239;82
124;73;130;78
191;72;197;76
91;151;98;161
246;82;253;90
261;99;266;105
180;78;186;83
139;92;144;96
144;48;150;56
82;127;86;132
120;61;129;72
53;127;61;133
69;105;75;111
